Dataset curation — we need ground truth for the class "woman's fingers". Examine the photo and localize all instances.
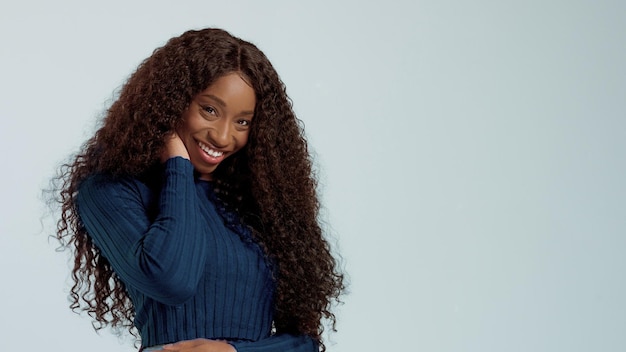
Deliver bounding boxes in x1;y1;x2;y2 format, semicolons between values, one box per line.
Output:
161;338;236;352
161;131;190;162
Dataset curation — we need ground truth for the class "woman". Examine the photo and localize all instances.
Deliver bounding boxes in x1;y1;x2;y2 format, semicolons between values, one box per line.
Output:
53;28;344;351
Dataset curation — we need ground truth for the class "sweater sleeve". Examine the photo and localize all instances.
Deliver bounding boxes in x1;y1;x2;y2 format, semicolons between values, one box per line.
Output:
229;334;318;352
76;157;207;305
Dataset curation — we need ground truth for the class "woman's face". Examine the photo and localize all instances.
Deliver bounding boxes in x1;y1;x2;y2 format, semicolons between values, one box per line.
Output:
179;72;256;180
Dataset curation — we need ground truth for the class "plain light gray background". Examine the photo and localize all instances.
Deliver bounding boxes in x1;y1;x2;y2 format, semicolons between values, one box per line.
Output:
1;1;625;351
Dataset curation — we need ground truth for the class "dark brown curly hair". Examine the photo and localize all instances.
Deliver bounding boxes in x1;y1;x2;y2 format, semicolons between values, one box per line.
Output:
52;28;344;350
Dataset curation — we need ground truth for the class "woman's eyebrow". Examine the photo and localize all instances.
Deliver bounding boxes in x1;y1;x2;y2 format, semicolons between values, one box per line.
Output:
199;94;226;107
199;94;255;116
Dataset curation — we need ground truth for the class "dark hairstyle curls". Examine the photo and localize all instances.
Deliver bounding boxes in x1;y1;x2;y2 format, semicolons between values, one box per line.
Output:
52;28;344;350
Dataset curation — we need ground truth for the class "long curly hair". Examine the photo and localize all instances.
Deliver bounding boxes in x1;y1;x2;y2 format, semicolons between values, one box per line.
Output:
52;28;344;350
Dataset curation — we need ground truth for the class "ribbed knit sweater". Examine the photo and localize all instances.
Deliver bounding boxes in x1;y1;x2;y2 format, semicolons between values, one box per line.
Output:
76;157;317;351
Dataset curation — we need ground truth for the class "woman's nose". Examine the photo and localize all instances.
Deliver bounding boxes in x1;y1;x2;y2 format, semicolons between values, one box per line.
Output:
208;119;231;147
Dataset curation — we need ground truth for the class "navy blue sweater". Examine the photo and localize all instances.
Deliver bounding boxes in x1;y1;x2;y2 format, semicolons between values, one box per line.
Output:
76;157;317;351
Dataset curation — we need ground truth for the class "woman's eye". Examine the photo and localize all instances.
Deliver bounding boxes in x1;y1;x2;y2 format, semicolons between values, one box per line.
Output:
202;106;217;115
238;120;251;126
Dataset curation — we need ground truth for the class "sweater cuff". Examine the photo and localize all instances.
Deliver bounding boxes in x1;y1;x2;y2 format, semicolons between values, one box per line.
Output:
163;156;193;173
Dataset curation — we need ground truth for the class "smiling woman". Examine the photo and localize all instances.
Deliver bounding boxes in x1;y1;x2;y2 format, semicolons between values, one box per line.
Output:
49;28;344;352
175;73;256;179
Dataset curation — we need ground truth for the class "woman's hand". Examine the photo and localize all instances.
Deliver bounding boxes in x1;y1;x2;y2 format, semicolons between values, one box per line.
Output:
161;338;236;352
161;131;190;162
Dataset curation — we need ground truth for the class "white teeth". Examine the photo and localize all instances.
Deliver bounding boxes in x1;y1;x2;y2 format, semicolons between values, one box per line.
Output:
198;142;224;158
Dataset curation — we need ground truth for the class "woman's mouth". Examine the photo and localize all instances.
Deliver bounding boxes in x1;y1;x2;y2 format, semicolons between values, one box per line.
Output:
197;141;224;159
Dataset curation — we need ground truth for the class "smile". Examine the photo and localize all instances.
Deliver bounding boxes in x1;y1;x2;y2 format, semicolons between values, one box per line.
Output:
197;141;224;158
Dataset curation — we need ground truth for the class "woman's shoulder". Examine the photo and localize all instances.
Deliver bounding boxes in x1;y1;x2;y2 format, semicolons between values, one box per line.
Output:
79;172;148;192
77;171;160;208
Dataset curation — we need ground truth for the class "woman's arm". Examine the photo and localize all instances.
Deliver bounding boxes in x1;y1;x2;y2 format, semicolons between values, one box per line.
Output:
150;334;318;352
76;157;209;305
229;334;318;352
